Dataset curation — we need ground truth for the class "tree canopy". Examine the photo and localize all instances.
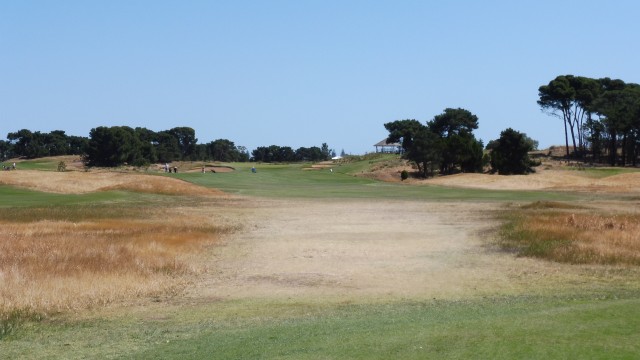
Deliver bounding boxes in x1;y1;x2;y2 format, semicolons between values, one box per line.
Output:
488;128;534;175
539;75;640;166
385;108;484;177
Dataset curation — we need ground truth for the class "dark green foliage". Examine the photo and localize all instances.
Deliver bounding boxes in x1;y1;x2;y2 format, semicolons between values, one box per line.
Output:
489;128;534;175
384;119;424;151
206;139;247;162
85;126;147;167
406;127;443;177
538;75;599;157
6;129;88;159
400;170;408;181
384;108;484;177
539;75;640;166
251;144;332;162
0;140;14;161
167;127;198;161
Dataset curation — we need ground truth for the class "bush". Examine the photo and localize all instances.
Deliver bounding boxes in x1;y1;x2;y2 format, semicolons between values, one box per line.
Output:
400;170;409;181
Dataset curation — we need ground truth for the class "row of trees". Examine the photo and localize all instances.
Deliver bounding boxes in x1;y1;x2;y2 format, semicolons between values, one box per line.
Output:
1;126;332;167
251;143;333;163
385;108;538;177
0;129;88;160
0;126;251;166
538;75;640;166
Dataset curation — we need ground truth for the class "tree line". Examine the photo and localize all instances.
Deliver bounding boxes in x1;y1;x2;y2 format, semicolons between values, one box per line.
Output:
251;143;333;163
538;75;640;166
0;126;332;166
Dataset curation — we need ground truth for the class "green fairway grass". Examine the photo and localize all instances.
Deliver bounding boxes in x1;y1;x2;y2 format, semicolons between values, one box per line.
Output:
9;158;62;171
174;162;586;202
578;167;640;178
3;293;639;359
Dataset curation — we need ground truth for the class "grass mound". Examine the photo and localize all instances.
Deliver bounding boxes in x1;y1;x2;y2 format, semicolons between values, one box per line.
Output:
0;170;225;196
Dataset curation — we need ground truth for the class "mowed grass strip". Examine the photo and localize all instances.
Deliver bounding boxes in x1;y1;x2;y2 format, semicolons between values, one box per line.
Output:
4;296;640;359
176;162;584;202
500;203;640;265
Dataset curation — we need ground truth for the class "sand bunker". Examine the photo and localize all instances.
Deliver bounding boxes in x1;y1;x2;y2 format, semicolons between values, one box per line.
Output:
184;166;235;174
423;169;640;193
0;170;224;196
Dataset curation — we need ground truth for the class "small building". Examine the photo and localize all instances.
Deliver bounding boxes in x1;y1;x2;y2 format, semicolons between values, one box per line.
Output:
374;139;403;154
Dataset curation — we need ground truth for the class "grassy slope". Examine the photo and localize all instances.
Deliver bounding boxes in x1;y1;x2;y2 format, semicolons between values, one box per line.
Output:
1;158;639;358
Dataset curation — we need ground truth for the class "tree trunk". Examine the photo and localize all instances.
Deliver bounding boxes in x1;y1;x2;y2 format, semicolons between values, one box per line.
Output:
563;117;570;157
621;134;627;166
609;131;617;166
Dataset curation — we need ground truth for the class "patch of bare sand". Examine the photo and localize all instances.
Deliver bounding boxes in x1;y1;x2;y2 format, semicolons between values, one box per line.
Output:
188;199;593;303
423;169;640;193
0;170;224;196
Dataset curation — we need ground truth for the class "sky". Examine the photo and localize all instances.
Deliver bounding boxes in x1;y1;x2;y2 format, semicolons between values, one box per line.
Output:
1;1;639;154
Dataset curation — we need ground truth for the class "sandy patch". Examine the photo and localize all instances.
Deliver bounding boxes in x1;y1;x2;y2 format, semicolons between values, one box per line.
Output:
188;199;584;302
423;169;640;193
184;166;235;173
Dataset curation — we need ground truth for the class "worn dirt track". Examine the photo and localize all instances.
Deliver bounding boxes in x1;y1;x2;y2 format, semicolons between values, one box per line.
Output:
188;198;576;303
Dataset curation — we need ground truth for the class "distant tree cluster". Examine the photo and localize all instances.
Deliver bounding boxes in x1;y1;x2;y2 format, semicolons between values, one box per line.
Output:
1;126;338;167
251;143;332;162
385;108;484;177
0;129;88;160
539;75;640;166
85;126;250;166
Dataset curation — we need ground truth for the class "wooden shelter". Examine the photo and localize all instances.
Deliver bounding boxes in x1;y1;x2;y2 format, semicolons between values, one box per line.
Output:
374;139;402;154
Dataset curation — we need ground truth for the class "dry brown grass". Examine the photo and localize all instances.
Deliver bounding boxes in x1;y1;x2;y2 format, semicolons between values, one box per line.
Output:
503;209;640;265
0;205;237;316
0;170;225;196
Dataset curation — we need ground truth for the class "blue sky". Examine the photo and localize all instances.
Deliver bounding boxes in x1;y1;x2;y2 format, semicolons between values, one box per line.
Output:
1;1;639;154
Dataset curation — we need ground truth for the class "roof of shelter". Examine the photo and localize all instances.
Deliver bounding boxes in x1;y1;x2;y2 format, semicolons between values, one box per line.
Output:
374;138;402;147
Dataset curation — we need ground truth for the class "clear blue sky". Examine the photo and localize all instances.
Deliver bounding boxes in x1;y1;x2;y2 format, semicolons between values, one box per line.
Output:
2;1;639;154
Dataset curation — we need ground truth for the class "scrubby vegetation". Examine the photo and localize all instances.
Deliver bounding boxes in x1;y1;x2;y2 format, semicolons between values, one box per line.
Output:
500;205;640;265
0;199;237;329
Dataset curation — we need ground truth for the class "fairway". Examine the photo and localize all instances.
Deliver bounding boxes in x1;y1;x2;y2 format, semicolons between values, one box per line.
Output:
1;160;640;358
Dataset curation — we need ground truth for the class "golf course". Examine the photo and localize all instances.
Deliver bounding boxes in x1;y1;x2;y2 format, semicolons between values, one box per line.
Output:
1;154;640;359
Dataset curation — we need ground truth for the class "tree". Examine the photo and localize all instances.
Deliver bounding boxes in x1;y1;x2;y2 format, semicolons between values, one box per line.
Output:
538;75;600;158
427;108;482;174
590;81;640;166
134;127;158;164
295;146;324;162
167;127;197;161
85;126;144;167
428;108;479;138
7;129;38;158
0;140;14;161
405;128;443;177
155;131;181;163
489;128;534;175
320;143;332;161
205;139;240;162
384;119;425;152
384;109;483;177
